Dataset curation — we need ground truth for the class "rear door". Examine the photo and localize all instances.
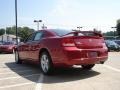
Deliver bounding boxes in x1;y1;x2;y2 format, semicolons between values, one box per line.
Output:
29;31;44;61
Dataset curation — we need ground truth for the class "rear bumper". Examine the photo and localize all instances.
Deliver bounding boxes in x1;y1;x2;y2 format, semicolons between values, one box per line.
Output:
65;56;108;65
54;47;108;66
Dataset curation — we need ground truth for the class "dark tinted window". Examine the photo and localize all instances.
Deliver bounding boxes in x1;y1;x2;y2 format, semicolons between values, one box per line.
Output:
50;29;99;37
34;32;43;41
50;29;72;36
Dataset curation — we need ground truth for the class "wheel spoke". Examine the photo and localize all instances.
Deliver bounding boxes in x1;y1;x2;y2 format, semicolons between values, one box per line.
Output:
42;64;46;71
45;62;48;70
41;54;49;73
43;55;46;60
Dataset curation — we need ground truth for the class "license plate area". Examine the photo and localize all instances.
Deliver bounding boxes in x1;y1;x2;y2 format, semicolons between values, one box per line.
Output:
87;52;98;58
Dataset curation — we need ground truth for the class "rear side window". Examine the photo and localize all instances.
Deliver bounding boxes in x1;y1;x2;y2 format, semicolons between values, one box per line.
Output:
34;32;43;41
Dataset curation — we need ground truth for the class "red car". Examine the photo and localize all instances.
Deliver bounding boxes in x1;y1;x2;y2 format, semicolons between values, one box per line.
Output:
15;29;108;75
0;42;16;53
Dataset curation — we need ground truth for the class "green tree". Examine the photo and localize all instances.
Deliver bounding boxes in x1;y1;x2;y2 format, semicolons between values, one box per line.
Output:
117;19;120;36
103;31;117;36
0;26;35;41
19;27;34;41
0;28;5;35
6;26;16;35
6;27;12;35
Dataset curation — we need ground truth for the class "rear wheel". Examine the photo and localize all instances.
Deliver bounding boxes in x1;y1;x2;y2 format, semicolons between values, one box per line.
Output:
81;64;95;70
40;51;54;75
15;51;22;64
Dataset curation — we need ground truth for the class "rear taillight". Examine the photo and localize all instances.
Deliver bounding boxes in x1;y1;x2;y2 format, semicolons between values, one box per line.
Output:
62;38;75;46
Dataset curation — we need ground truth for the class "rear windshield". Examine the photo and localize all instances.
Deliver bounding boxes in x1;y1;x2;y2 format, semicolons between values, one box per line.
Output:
50;29;72;36
50;29;101;37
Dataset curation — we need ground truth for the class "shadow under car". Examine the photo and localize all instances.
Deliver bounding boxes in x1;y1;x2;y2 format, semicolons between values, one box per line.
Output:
5;62;101;84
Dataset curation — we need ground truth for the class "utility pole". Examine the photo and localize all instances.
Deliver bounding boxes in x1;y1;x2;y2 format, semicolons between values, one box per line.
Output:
34;20;42;30
15;0;18;45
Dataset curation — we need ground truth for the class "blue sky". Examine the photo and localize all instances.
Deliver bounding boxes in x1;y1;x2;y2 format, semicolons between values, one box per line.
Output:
0;0;120;32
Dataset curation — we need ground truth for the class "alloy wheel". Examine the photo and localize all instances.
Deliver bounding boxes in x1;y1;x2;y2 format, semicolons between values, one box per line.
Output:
41;54;49;73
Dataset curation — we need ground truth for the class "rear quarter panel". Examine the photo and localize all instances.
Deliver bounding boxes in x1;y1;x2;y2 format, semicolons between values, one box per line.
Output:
41;37;65;64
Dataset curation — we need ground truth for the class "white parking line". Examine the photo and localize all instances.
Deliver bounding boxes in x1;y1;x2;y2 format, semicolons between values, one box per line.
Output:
0;70;33;75
35;74;44;90
0;82;34;89
0;73;40;81
0;74;44;89
103;65;120;72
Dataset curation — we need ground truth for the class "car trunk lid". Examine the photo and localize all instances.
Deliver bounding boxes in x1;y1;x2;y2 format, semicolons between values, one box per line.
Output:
74;36;104;49
62;31;104;49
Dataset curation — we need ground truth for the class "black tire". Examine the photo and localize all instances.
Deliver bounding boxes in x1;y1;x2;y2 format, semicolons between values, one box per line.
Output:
81;64;95;70
15;51;22;64
40;51;54;75
116;49;120;52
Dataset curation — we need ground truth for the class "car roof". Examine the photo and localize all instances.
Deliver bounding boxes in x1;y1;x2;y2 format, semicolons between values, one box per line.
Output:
38;29;101;37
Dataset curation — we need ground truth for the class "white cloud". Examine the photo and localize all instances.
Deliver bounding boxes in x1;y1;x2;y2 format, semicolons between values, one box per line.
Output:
48;0;77;25
50;0;69;16
45;0;117;32
48;1;94;25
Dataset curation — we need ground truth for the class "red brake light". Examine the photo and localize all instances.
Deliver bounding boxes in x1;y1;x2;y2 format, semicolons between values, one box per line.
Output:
62;38;75;46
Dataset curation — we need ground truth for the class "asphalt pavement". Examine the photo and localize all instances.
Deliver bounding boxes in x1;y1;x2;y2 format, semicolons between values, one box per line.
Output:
0;52;120;90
